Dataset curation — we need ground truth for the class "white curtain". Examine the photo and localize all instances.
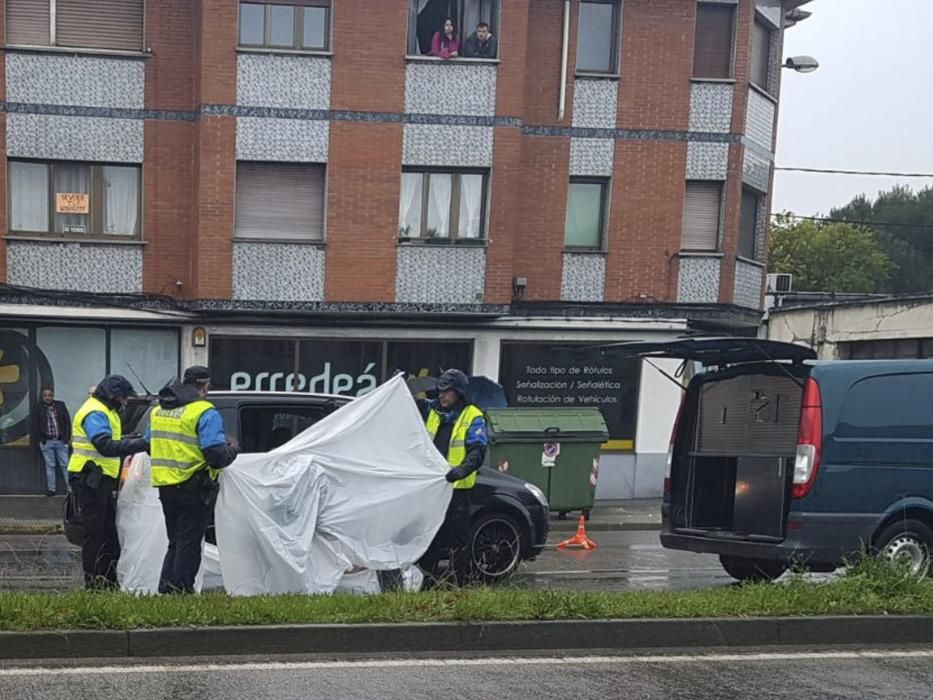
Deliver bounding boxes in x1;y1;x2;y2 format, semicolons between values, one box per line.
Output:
103;166;139;236
53;164;90;234
398;173;423;236
458;174;483;238
9;162;49;232
426;174;451;238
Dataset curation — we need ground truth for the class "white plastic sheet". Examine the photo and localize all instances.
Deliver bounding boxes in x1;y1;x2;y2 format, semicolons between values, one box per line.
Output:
116;374;450;596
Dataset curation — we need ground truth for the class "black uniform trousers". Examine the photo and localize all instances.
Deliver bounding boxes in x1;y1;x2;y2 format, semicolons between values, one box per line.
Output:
158;482;213;593
71;474;121;590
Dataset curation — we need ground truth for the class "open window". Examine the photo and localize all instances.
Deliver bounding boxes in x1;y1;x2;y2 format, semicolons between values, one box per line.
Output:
407;0;499;58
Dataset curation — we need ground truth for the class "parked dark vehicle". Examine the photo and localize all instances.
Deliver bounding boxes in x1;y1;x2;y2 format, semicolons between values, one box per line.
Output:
65;391;549;582
600;337;933;582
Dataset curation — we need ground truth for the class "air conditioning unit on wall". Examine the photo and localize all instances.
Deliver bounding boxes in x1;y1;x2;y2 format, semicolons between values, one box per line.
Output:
766;273;794;294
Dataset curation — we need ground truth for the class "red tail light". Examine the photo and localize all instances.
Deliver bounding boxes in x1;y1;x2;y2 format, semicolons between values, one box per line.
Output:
792;377;823;499
665;393;686;494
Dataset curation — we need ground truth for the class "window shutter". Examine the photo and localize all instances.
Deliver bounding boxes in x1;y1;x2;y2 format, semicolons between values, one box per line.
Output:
6;0;51;46
681;182;722;251
751;20;772;90
235;163;325;241
56;0;144;51
693;4;734;79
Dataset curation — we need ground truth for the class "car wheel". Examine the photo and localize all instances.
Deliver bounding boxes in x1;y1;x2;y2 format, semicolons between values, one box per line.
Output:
719;555;787;583
874;519;933;578
470;511;525;583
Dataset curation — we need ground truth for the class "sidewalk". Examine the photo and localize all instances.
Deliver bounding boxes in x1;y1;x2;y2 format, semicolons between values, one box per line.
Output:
0;495;662;535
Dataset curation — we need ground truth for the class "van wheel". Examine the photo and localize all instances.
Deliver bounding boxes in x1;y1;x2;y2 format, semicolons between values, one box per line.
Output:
719;556;787;583
874;520;932;578
470;512;525;583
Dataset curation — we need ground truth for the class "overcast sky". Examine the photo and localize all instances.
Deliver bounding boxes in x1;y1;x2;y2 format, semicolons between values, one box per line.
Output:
772;0;933;216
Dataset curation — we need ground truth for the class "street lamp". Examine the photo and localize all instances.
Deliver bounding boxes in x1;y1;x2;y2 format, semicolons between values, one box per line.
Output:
783;55;819;73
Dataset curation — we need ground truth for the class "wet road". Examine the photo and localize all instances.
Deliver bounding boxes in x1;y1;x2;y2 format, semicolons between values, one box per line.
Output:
3;648;933;699
0;530;737;592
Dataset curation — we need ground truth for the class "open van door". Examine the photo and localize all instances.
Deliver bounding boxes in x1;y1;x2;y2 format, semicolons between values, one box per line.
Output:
576;337;816;366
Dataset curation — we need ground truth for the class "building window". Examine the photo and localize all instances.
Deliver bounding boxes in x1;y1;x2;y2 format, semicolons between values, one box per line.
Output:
238;1;332;51
693;3;735;79
398;170;487;242
235;162;326;241
576;0;621;74
8;160;140;238
739;187;762;260
565;178;608;250
750;19;774;91
681;182;722;251
408;0;500;58
5;0;144;52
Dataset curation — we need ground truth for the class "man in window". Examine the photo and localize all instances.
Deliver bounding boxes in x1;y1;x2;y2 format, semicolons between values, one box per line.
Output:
462;21;497;59
32;387;71;497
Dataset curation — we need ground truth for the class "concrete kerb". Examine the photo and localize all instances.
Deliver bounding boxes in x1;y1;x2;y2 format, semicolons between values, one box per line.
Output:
2;617;932;660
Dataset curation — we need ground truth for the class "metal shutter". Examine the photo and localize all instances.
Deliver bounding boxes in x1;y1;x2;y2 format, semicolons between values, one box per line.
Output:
693;3;734;79
235;163;325;241
681;182;721;251
56;0;144;51
6;0;50;45
751;20;772;90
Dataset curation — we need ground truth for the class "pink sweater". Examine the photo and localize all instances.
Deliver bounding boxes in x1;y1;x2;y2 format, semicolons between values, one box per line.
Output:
431;32;460;59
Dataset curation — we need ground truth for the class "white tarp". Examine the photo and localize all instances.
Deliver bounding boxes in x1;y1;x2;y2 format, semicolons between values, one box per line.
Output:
116;375;450;595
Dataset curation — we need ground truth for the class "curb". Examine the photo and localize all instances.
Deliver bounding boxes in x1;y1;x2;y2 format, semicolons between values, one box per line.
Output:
2;616;932;660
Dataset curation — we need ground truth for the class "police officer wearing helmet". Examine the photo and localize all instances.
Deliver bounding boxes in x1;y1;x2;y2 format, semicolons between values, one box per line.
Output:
148;366;238;593
68;375;149;589
422;369;488;581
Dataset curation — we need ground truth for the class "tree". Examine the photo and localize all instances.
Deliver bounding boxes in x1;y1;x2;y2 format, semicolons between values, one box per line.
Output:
830;185;933;294
768;215;893;293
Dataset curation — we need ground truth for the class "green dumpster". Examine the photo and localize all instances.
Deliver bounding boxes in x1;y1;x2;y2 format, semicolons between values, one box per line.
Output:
485;408;610;516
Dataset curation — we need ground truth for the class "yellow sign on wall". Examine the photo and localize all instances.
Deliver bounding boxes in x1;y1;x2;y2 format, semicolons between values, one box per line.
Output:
55;192;89;214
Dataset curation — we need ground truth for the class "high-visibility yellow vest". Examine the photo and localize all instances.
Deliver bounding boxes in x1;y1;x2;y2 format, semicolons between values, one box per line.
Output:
68;397;122;478
426;405;485;490
149;400;214;487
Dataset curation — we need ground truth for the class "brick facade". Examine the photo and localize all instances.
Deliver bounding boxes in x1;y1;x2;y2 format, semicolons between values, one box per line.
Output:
0;0;795;313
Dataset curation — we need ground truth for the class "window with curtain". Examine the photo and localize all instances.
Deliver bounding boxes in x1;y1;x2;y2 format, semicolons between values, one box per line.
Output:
739;187;762;260
235;162;326;240
407;0;500;58
8;160;140;238
238;1;332;51
398;169;488;242
576;0;621;74
6;0;144;51
681;182;722;251
693;3;735;79
751;19;774;91
564;178;608;249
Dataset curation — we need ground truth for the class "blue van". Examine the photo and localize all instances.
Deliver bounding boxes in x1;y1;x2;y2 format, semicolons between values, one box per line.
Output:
604;338;933;582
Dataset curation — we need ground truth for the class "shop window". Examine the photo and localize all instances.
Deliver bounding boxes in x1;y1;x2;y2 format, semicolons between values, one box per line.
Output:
36;327;107;427
110;329;180;396
8;160;140;238
0;328;36;448
235;162;326;241
239;1;331;51
564;178;608;250
6;0;144;52
682;182;722;252
398;169;487;242
693;3;735;79
576;0;621;74
386;342;473;382
739;187;763;260
750;18;774;92
408;0;500;58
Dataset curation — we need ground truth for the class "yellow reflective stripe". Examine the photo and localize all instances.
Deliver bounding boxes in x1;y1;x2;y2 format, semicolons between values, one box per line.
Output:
151;458;197;469
449;440;466;448
71;447;100;458
149;430;199;445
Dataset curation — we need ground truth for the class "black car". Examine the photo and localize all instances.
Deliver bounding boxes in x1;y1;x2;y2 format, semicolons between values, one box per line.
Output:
66;391;549;583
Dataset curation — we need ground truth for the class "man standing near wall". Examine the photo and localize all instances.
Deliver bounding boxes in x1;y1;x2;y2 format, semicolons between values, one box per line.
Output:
32;387;71;496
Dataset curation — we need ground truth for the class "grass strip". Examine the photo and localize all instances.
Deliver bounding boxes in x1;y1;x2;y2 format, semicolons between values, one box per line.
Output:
2;558;932;632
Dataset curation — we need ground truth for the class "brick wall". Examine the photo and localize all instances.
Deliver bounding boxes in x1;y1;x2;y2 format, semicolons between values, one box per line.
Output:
494;0;530;117
324;122;401;302
145;0;197;111
196;0;237;106
485;127;523;304
523;0;576;127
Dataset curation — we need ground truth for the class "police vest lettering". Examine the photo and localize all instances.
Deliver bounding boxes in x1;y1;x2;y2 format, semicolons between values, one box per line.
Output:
67;397;122;478
426;405;484;490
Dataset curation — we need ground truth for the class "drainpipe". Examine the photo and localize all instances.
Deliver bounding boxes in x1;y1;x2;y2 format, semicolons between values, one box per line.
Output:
558;0;571;121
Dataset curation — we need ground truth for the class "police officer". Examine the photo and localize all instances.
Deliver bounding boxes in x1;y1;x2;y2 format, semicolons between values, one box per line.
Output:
421;369;487;583
149;366;237;593
68;375;149;589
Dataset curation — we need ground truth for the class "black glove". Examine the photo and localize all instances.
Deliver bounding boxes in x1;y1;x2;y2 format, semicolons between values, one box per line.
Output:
445;467;467;483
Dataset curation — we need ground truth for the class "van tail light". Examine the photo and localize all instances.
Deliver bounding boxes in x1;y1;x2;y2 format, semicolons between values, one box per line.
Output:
665;394;686;494
792;377;823;499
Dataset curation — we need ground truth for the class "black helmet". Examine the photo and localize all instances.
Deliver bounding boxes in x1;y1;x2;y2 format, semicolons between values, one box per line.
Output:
94;375;137;402
436;369;470;398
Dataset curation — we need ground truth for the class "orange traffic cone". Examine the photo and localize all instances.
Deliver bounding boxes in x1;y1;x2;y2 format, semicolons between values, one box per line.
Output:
557;515;597;550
